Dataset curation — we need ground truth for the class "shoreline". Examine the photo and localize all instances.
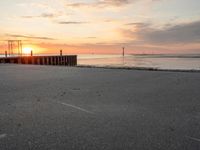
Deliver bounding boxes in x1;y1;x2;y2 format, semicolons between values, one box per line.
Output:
1;63;200;73
77;65;200;73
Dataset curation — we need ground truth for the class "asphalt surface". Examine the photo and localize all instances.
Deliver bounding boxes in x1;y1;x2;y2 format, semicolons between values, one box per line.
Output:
0;64;200;150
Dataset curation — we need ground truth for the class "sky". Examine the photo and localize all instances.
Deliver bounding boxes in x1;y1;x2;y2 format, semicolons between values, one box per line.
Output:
0;0;200;54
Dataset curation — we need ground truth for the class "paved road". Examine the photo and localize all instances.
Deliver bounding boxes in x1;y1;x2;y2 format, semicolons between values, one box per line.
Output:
0;65;200;150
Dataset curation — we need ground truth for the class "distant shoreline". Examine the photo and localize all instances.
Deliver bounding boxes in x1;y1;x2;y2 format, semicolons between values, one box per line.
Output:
77;65;200;73
1;53;200;58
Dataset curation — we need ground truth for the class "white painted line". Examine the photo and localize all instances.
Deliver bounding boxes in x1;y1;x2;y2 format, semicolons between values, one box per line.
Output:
186;136;200;142
58;102;94;114
0;134;7;139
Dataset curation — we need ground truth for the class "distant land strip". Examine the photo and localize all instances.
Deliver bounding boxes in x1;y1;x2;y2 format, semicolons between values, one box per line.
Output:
77;65;200;73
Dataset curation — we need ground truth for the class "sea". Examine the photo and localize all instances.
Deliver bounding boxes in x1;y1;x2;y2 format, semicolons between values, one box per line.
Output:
78;54;200;71
1;54;200;71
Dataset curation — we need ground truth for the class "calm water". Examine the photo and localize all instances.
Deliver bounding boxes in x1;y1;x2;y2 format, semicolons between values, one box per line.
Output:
1;54;200;70
78;54;200;70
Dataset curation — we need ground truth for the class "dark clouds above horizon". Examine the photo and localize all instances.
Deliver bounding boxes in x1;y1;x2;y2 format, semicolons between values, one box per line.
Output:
121;20;200;44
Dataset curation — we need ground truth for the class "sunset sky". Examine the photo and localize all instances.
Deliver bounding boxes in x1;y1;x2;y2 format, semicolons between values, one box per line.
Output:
0;0;200;54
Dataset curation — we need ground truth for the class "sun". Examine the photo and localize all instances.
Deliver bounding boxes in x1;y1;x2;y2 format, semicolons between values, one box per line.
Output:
23;47;32;55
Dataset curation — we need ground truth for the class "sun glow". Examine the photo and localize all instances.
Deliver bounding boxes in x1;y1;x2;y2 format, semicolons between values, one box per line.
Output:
23;47;32;55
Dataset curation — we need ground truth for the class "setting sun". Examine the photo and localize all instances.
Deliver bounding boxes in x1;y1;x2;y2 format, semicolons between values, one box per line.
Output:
23;47;32;55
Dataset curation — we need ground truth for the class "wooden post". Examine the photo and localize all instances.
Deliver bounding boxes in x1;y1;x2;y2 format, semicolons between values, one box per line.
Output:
57;56;59;65
76;56;77;66
50;57;53;65
5;51;7;58
66;56;68;66
58;56;60;65
8;41;10;56
37;57;40;65
53;57;55;65
10;58;14;63
44;57;46;65
18;41;20;56
31;50;33;56
47;57;49;65
20;58;24;64
25;57;29;64
59;56;61;65
52;57;54;65
31;57;35;64
70;57;72;66
61;56;64;65
17;58;21;64
54;57;56;65
60;50;62;56
64;56;67;65
73;56;77;66
67;56;70;66
56;56;58;65
42;57;45;65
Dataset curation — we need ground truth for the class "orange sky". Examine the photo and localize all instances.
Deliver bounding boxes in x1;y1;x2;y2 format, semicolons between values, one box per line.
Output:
0;0;200;54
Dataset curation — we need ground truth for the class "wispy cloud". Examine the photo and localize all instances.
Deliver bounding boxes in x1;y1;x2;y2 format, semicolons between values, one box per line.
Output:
57;21;89;24
21;13;60;19
66;0;131;8
6;34;56;40
86;37;97;39
40;13;57;18
125;22;150;28
66;0;162;9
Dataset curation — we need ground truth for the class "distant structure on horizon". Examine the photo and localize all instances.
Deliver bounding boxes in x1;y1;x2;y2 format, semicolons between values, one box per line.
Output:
7;40;23;56
122;47;125;57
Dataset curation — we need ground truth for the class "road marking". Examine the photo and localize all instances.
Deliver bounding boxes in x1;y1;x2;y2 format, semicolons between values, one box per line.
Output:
57;101;94;114
186;136;200;142
0;134;7;139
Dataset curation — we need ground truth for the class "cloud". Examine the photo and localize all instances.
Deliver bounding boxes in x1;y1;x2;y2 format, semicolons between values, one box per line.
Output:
6;34;56;40
58;21;88;24
121;20;200;44
66;0;131;8
66;0;162;9
99;0;131;6
21;13;59;19
125;22;150;28
40;13;56;18
86;37;97;39
21;16;35;19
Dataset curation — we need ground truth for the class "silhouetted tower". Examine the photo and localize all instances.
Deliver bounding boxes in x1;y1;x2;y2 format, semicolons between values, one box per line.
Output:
7;40;22;56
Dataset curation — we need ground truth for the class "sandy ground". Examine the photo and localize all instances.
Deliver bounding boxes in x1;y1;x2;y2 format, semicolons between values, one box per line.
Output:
0;64;200;150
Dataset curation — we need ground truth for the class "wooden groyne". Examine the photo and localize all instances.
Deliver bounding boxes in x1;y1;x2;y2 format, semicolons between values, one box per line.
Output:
0;55;77;66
